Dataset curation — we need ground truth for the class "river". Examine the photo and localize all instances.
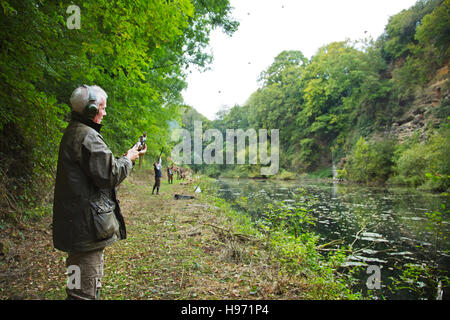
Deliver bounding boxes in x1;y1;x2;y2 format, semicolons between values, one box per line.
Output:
215;178;450;300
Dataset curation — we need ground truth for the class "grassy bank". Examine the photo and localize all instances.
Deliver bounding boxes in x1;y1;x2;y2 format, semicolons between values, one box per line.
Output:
0;166;360;300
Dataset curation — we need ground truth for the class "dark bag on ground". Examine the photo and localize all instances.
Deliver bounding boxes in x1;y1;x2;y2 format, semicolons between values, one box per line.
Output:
174;194;195;200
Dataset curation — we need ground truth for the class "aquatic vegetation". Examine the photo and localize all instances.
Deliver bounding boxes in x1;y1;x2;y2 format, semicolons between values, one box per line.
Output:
215;177;450;299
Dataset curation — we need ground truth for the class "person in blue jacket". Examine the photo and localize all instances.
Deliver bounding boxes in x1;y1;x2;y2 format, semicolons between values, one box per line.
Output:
152;155;162;195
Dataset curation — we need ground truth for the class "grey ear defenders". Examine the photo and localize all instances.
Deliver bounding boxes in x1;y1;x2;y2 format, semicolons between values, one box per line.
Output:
82;85;98;119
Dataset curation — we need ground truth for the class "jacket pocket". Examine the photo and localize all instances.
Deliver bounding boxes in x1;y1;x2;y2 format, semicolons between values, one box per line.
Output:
91;201;119;241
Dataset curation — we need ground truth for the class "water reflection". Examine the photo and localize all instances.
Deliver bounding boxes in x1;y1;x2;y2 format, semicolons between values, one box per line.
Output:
216;178;450;300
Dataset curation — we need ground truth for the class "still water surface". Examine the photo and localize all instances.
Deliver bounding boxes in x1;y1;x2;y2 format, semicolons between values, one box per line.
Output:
216;178;450;300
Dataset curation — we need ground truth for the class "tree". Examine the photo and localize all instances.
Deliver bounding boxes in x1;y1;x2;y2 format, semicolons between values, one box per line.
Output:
415;0;450;60
381;0;443;61
258;50;307;86
0;0;238;219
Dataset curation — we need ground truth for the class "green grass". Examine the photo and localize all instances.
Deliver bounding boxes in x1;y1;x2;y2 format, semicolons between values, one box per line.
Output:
0;168;361;300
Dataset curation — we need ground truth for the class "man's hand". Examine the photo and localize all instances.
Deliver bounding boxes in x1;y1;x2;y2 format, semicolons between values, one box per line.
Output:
125;145;140;163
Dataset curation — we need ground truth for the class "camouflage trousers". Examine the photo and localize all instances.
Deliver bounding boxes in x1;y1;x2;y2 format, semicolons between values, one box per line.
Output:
66;248;104;300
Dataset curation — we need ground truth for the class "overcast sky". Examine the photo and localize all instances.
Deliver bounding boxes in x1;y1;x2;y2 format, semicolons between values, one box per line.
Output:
182;0;418;120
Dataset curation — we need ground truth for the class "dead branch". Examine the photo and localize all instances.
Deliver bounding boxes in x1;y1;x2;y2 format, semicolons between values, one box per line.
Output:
349;224;367;250
316;239;344;250
202;223;256;242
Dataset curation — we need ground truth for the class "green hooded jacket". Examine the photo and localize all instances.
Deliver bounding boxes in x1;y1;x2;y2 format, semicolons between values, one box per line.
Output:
52;112;132;252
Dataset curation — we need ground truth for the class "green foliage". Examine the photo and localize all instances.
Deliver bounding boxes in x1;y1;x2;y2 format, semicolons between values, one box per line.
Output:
308;168;333;179
344;137;396;184
381;0;443;60
198;177;362;299
393;142;429;187
0;0;238;220
342;129;449;189
272;169;297;180
182;0;449;188
181;105;209;132
389;262;450;298
415;0;450;60
425;203;450;241
384;0;447;103
433;98;450;121
262;189;317;239
391;46;440;98
390;129;450;190
258;50;307;86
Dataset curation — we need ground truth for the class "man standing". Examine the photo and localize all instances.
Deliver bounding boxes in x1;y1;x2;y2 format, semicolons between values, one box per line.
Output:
53;85;147;300
167;164;174;184
152;156;162;195
136;135;146;166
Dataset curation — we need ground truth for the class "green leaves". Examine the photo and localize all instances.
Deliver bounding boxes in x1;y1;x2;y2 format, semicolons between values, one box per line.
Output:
344;137;397;184
258;50;307;86
382;0;443;60
0;0;238;219
416;0;450;58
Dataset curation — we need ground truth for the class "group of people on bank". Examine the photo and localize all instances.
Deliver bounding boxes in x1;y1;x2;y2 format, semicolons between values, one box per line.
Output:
152;156;183;195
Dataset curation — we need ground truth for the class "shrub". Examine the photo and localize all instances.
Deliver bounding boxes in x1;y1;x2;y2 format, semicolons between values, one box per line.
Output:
345;137;396;184
391;129;450;191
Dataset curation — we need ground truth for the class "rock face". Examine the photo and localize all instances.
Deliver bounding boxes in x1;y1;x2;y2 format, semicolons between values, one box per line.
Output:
391;110;427;142
389;65;449;143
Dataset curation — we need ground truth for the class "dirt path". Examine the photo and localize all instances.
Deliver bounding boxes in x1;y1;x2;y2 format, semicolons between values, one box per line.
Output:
0;169;321;300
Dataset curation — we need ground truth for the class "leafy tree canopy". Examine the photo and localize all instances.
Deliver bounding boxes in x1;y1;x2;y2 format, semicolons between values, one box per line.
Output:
0;0;238;217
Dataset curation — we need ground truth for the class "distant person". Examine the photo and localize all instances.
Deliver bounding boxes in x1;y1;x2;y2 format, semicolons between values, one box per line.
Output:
167;164;174;184
136;134;146;166
136;136;144;150
136;134;146;151
152;155;162;195
53;85;146;300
